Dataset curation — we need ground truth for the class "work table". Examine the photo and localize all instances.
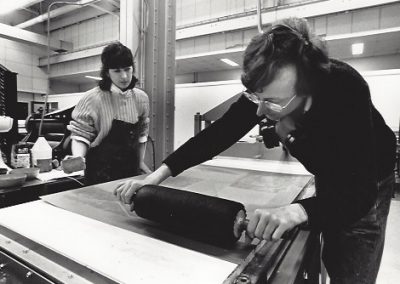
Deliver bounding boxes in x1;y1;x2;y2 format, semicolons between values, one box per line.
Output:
0;158;318;284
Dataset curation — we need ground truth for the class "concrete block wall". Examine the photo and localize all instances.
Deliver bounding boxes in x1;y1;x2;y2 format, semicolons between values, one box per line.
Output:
0;38;48;95
46;13;118;94
0;8;117;104
51;14;119;50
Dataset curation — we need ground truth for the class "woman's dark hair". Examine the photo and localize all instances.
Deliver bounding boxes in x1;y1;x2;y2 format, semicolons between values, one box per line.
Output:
241;17;330;96
99;42;138;91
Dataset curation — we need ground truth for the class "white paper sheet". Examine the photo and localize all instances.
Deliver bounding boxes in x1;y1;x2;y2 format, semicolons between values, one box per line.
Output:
0;201;237;284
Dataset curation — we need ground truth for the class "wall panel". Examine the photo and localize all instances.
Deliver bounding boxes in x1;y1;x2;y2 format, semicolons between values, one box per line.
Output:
209;33;226;50
225;30;244;49
180;39;196;56
363;70;400;130
195;0;211;22
327;13;351;35
228;0;246;15
179;0;196;26
352;7;380;32
210;0;228;19
175;81;244;149
194;36;210;54
380;4;400;28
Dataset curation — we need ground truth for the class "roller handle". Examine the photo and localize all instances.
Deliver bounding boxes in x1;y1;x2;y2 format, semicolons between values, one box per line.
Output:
233;210;248;238
233;213;291;240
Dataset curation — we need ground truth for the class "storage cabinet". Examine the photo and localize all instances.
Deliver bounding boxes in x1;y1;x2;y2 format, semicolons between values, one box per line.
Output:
0;64;18;164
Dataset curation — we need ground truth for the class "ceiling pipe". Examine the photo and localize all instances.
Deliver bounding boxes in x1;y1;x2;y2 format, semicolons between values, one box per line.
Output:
22;7;40;16
90;3;119;18
16;0;101;29
104;0;120;9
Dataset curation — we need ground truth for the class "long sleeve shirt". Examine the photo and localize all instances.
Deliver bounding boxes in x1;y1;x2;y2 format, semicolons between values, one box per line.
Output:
68;84;150;147
163;59;396;231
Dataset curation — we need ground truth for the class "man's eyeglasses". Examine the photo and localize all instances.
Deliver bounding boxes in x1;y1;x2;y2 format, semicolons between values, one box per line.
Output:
244;91;297;113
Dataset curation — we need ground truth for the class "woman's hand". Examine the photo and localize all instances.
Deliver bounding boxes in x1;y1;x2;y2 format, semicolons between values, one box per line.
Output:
246;204;308;241
61;156;86;174
63;155;84;160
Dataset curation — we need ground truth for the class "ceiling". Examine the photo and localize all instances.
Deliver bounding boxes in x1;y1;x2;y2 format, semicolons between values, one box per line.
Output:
1;0;400;85
176;28;400;75
55;29;400;85
56;26;400;85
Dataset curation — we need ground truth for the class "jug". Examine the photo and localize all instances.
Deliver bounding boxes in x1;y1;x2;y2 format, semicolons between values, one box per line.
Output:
31;137;52;172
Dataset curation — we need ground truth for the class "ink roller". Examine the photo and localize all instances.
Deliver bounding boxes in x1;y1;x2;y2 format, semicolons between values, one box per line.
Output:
132;185;249;245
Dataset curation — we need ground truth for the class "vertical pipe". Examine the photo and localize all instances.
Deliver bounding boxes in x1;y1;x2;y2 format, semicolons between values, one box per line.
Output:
257;0;263;33
139;0;148;88
39;0;99;137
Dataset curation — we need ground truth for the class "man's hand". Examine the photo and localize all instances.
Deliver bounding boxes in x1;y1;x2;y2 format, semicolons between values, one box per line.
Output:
246;204;308;241
113;178;156;210
113;163;172;211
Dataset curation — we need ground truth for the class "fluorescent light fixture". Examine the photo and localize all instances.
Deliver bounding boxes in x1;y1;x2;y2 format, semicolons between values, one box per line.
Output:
0;0;39;15
85;75;102;81
352;43;364;55
220;58;239;67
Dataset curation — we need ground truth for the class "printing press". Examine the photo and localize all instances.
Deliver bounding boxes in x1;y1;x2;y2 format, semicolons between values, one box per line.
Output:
0;158;320;284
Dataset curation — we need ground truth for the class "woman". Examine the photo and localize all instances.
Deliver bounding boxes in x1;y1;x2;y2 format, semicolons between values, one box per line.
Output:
114;18;396;283
67;42;151;185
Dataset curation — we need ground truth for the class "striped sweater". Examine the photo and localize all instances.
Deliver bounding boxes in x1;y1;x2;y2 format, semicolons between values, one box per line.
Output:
67;84;150;147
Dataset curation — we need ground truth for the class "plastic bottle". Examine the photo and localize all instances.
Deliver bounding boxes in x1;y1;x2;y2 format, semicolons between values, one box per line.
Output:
31;136;53;172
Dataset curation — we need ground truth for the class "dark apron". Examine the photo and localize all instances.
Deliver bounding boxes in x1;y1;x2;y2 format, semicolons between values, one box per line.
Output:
85;119;142;185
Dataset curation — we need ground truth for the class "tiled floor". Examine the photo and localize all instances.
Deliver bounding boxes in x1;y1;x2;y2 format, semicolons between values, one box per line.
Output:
376;186;400;284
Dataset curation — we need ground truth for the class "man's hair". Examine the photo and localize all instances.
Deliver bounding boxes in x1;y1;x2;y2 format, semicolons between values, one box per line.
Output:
99;42;138;91
241;17;330;96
